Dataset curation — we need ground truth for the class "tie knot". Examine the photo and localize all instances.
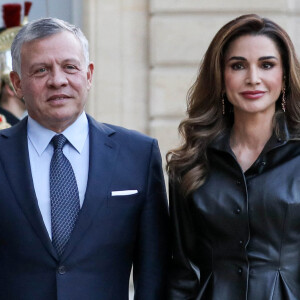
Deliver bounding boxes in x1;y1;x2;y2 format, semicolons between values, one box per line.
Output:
52;134;67;150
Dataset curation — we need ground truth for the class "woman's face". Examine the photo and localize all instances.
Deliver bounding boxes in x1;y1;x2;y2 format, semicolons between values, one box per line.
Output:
224;34;284;117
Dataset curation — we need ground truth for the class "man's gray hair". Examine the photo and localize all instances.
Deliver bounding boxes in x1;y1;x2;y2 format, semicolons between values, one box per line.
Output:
11;17;90;75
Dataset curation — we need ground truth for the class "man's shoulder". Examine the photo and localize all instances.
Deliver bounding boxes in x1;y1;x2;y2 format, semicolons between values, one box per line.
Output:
105;123;153;142
88;115;155;145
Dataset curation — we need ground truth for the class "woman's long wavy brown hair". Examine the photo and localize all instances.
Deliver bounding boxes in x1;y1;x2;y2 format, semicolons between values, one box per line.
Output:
166;14;300;196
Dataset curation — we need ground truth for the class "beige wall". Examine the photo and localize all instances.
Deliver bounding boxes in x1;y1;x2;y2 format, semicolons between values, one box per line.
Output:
83;0;300;164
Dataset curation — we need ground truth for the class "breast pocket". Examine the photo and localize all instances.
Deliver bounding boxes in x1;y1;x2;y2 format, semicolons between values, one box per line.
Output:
108;191;141;207
111;190;138;196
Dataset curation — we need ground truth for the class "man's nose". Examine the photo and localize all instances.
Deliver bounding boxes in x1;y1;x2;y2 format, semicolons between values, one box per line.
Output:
47;68;68;87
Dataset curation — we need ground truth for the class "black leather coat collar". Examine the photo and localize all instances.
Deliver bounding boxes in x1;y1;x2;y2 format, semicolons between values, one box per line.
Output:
208;112;290;156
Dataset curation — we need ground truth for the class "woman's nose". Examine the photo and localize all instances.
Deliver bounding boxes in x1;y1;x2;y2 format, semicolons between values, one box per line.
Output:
245;67;261;85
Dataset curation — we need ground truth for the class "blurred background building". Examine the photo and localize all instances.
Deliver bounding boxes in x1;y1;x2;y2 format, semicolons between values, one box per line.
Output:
83;0;300;166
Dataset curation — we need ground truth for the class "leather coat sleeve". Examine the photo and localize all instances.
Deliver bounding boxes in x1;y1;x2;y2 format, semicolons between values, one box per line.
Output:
167;180;200;299
133;139;170;300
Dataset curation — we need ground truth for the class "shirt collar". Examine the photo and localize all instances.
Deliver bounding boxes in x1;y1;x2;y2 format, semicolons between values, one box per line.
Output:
28;112;89;156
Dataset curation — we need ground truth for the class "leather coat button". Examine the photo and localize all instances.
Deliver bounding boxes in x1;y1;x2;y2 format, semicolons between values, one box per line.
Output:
235;208;241;214
58;265;66;275
238;267;243;275
236;180;241;185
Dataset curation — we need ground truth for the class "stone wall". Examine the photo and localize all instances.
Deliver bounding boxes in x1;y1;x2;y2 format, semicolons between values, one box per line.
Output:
83;0;300;166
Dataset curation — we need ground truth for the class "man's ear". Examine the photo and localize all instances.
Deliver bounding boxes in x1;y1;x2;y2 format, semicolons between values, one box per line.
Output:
86;62;94;90
9;71;23;98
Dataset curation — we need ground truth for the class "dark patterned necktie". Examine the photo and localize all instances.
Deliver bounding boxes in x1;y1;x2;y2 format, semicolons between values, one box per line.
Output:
50;134;80;257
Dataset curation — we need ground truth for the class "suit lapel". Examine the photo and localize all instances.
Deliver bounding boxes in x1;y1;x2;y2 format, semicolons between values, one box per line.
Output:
61;116;119;260
0;118;58;260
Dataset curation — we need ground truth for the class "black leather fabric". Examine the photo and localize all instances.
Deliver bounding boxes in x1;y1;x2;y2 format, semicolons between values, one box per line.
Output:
168;115;300;299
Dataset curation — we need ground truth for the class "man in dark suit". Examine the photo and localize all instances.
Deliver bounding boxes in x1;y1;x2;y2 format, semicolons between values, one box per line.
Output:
0;17;169;299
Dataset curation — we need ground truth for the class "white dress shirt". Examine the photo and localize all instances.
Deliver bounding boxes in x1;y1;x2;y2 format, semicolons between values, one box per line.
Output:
27;112;89;238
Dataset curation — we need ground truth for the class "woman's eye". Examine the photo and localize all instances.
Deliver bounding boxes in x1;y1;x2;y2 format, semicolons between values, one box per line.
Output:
38;68;46;73
231;63;244;70
262;62;274;69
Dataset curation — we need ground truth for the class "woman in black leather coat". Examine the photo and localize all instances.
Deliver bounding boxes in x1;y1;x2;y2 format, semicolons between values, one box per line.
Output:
167;14;300;300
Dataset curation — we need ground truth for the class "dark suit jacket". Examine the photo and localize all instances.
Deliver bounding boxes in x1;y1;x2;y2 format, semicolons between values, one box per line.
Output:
0;115;169;300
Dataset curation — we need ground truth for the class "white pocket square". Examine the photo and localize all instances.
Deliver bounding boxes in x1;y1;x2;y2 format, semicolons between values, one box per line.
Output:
111;190;138;196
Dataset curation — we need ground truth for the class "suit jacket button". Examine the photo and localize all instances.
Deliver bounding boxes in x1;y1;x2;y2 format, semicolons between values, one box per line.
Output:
58;265;67;275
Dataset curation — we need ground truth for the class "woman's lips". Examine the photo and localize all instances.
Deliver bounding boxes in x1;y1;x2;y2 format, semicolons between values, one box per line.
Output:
240;90;265;99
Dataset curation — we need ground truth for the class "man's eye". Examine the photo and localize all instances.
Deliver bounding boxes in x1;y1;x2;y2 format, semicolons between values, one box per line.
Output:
33;67;47;76
66;65;77;70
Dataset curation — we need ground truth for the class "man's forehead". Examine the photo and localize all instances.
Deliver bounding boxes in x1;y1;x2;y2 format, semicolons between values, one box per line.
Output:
20;32;83;58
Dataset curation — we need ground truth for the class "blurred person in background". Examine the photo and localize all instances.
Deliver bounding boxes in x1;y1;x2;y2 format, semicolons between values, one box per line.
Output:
0;2;31;128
